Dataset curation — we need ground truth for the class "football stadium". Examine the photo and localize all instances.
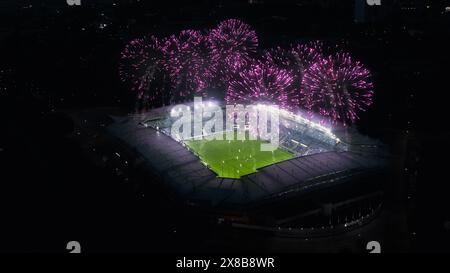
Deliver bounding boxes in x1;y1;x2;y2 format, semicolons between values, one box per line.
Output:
69;99;389;237
143;101;347;180
69;18;390;238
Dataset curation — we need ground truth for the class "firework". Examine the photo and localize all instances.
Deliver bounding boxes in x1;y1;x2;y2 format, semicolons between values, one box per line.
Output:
262;42;325;90
262;47;297;70
119;35;166;105
291;41;324;64
262;46;302;89
300;52;374;125
290;41;324;75
226;60;298;110
118;19;375;120
162;30;212;101
208;19;259;86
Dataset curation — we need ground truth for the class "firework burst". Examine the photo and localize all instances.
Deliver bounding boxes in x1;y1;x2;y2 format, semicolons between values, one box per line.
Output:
300;52;374;125
262;46;303;90
118;20;375;119
226;61;298;110
162;30;212;101
208;19;259;86
290;41;324;75
262;47;298;70
119;35;166;106
262;42;325;91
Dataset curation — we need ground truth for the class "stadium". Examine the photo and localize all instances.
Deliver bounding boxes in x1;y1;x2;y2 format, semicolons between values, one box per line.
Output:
70;18;390;239
144;100;346;180
69;99;389;239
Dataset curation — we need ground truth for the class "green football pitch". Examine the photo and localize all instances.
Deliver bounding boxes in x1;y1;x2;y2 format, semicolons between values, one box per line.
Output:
185;134;294;178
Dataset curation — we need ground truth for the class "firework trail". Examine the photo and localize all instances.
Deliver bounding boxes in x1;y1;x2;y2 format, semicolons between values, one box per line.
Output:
300;52;374;125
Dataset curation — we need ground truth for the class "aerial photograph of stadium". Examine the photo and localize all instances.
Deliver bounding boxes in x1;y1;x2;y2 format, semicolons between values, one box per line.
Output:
1;0;450;262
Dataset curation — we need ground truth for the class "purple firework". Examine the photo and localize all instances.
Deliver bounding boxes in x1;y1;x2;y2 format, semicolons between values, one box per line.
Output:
262;42;325;90
208;19;259;85
119;35;165;104
226;61;298;110
262;46;304;89
162;30;212;101
291;41;324;69
290;41;324;74
262;47;299;70
300;52;374;125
